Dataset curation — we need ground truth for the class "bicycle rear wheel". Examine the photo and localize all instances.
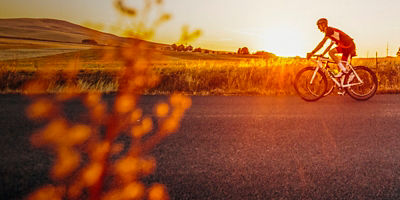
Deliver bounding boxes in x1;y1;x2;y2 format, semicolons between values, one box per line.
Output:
345;66;378;100
294;67;327;101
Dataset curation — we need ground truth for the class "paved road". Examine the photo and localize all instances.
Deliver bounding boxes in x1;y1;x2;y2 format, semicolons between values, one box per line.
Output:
1;94;400;199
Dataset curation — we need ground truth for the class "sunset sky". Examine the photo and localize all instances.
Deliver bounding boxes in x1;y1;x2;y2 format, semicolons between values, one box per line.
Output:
1;0;400;57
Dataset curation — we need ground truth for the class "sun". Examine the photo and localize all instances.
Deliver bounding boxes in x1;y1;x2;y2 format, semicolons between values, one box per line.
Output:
258;25;308;57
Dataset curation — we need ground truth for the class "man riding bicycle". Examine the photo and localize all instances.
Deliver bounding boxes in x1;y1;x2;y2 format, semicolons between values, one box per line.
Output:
307;18;356;78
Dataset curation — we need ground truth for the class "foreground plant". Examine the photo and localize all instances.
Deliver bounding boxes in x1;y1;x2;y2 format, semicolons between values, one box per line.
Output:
25;0;193;199
27;91;190;200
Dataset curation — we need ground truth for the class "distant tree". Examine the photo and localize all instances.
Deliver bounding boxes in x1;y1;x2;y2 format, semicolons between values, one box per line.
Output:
177;44;185;51
185;45;193;51
204;49;210;54
397;48;400;57
82;39;98;45
241;47;249;54
237;47;249;54
171;44;178;51
254;51;276;58
193;47;202;52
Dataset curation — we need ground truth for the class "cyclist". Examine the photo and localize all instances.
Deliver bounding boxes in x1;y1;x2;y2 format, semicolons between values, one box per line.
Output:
307;18;356;78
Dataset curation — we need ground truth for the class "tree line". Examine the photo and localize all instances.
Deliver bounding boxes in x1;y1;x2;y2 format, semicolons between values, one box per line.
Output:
167;44;275;57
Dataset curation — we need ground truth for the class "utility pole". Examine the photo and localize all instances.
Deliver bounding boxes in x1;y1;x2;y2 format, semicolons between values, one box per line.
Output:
386;42;389;57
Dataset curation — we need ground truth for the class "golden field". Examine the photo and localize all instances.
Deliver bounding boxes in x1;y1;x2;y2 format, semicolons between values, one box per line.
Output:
2;18;398;96
1;39;399;95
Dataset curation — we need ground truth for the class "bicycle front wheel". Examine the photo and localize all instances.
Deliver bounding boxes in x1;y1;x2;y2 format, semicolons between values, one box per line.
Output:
323;78;335;97
294;67;327;101
345;66;378;101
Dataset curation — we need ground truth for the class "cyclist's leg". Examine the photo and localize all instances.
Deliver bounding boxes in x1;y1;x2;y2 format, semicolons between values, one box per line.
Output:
342;43;356;66
347;44;357;82
341;49;350;64
329;48;347;75
328;48;340;64
329;48;346;70
337;48;348;94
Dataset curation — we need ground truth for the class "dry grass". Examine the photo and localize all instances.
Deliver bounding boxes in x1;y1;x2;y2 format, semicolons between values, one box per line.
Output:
152;56;400;95
151;57;303;95
1;49;400;95
353;57;400;93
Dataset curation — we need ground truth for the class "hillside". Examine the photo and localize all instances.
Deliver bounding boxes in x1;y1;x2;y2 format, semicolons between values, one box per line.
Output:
0;18;165;48
0;18;261;62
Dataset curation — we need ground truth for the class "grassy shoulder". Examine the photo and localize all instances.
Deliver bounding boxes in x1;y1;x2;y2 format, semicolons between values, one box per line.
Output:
1;47;400;95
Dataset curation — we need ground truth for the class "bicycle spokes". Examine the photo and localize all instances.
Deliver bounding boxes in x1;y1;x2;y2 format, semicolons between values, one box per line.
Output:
344;66;378;100
294;67;327;101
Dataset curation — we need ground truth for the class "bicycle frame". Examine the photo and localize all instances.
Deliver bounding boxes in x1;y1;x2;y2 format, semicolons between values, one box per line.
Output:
310;56;363;88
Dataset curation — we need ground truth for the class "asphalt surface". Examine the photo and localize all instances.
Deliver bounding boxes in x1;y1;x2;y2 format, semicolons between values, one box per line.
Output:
1;94;400;199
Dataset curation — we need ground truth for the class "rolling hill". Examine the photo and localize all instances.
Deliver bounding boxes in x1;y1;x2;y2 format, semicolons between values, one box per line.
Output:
0;18;254;61
0;18;166;48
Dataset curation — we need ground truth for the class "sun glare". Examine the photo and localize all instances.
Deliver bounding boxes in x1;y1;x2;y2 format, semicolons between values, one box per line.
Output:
259;26;307;57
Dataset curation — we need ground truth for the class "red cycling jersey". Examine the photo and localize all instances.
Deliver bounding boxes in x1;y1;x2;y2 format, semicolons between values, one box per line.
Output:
325;26;356;61
325;27;353;48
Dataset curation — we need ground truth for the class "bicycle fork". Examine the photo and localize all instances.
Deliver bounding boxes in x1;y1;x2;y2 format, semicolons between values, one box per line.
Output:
309;67;319;85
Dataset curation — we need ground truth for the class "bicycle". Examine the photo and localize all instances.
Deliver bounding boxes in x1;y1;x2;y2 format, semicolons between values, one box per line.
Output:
294;55;378;101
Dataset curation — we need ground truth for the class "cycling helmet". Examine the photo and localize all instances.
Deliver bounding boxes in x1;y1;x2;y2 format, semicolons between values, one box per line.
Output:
316;18;328;25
